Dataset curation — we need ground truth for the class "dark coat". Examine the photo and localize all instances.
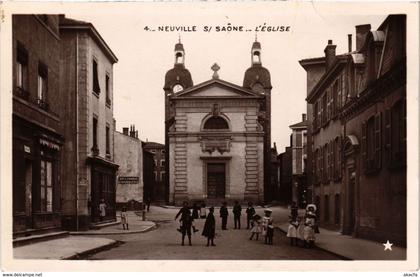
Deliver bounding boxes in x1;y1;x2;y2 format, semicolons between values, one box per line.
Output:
220;206;228;218
202;213;216;238
192;207;199;219
233;204;242;216
246;207;255;219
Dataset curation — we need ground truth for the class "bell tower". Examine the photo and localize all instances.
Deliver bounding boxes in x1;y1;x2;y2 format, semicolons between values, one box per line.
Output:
163;39;193;203
243;38;272;203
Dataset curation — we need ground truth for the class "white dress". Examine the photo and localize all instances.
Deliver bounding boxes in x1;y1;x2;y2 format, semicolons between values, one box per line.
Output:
286;222;298;238
303;218;315;242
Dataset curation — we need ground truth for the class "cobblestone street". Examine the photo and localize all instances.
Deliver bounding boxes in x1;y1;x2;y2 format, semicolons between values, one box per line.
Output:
86;206;340;260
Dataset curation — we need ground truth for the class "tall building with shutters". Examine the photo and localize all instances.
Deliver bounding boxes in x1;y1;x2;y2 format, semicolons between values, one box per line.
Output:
164;40;271;205
59;15;119;230
301;14;406;246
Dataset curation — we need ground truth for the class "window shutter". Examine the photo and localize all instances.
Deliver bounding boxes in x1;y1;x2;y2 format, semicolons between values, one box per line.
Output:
361;121;367;171
374;112;382;170
384;109;391;165
338;136;342;178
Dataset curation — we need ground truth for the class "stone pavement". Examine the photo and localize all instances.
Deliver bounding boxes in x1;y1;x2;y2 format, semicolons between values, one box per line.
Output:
14;236;117;260
271;206;406;260
14;211;156;259
71;212;156;235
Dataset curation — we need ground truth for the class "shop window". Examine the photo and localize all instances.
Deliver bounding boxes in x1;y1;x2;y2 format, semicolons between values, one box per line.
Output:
40;160;53;212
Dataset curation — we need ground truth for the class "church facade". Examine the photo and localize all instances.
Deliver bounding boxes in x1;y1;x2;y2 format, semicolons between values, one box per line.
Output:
164;40;272;205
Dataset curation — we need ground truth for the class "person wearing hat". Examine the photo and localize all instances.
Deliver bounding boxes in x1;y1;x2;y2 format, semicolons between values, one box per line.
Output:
246;202;256;229
303;204;317;248
202;207;216;246
262;209;274;245
219;202;229;230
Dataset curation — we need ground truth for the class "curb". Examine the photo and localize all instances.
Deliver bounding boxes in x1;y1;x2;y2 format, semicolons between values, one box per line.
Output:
275;226;352;261
62;240;121;260
69;222;157;235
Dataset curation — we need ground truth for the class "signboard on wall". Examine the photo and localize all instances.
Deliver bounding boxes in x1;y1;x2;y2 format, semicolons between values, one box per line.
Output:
118;176;139;184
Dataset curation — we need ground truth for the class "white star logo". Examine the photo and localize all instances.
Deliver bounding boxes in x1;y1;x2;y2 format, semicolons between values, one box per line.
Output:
383;240;393;251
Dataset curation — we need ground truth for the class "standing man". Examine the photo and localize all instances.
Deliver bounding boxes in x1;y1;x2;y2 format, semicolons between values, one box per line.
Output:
245;202;256;229
175;201;196;245
146;197;151;212
220;202;229;230
233;201;242;229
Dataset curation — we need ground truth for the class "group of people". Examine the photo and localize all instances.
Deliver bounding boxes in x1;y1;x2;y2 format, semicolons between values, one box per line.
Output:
175;201;275;246
286;202;318;248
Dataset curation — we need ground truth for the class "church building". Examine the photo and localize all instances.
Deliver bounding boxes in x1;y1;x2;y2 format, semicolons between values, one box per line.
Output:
164;40;272;205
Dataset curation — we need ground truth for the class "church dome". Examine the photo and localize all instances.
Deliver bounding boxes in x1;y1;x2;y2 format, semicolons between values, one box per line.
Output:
243;64;271;89
164;64;193;90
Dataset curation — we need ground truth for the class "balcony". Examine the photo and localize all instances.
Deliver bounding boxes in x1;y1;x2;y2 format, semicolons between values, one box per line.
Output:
36;98;49;111
14;87;30;100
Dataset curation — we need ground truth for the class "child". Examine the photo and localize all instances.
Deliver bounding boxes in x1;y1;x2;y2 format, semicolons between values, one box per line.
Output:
121;206;129;230
303;204;317;248
286;216;299;246
262;208;274;245
99;199;106;221
249;214;262;240
246;202;256;229
202;207;216;246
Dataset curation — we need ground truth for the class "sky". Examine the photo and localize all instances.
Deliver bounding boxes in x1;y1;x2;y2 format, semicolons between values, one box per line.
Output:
67;3;386;152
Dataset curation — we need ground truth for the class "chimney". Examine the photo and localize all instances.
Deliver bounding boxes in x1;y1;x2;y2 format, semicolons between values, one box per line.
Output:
122;127;129;136
324;40;337;70
302;113;307;122
130;125;136;138
348;34;352;52
135;130;138;139
355;24;371;51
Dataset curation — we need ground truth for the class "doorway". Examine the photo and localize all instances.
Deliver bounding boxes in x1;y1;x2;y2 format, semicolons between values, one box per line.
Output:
207;163;226;199
24;159;33;229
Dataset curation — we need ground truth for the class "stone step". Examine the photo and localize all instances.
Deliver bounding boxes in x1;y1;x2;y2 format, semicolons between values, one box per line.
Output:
13;231;69;248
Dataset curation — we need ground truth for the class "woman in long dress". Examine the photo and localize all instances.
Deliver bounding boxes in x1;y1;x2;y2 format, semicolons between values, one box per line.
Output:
303;204;317;248
202;207;216;246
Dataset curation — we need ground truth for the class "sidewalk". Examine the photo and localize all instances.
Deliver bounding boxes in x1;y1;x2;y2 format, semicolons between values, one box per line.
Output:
71;211;156;235
14;236;118;260
272;206;406;260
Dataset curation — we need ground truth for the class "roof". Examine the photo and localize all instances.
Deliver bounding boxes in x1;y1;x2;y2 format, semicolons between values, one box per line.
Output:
59;15;118;64
289;120;308;129
143;141;165;148
172;78;263;99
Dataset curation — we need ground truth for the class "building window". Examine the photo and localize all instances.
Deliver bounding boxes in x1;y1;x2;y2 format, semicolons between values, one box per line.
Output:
333;137;342;180
296;132;302;147
16;44;29;98
161;149;165;154
92;116;99;154
313;102;319;131
40;159;53;212
106;125;110;155
322;94;327;126
362;113;381;173
160;171;165;182
154;159;157;166
154;171;158;182
203;116;229;130
105;74;111;106
37;63;48;110
151;150;156;154
92;59;100;95
160;160;165;167
388;100;406;168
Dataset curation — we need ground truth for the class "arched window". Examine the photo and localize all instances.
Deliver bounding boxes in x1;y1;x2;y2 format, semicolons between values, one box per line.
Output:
203;116;229;130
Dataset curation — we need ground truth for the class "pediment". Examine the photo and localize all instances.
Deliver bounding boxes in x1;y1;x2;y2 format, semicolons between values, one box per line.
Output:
174;79;260;98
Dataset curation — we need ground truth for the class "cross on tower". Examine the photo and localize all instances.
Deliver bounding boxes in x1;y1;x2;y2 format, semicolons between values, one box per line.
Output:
211;63;220;79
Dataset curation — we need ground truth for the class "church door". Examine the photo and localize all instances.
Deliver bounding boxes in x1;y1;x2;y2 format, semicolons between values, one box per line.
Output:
207;163;226;199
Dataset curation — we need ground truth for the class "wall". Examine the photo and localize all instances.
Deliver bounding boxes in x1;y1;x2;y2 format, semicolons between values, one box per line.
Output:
114;131;143;206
